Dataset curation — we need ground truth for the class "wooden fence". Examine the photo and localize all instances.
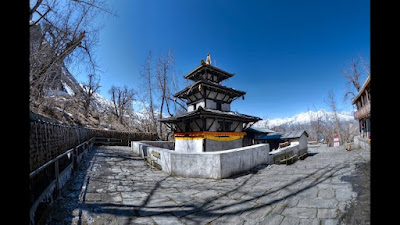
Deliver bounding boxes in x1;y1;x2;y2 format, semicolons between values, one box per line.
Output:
29;112;157;224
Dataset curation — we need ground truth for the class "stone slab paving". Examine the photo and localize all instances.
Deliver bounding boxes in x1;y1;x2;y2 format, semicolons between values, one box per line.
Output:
47;144;370;225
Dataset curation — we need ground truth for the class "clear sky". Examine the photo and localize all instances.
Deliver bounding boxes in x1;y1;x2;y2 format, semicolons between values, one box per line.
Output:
70;0;370;119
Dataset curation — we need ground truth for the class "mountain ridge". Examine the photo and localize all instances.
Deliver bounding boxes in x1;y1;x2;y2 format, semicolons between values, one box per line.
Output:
254;109;355;129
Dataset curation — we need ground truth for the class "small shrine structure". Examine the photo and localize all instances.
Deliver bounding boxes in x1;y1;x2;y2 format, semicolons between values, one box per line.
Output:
160;54;261;153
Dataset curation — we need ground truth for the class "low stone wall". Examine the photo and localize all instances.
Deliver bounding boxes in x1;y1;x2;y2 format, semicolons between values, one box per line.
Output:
269;142;308;164
354;136;370;151
219;144;270;178
138;141;174;150
131;141;270;179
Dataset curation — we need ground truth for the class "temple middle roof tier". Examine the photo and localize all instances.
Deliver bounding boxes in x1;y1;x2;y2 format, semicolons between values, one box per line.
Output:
174;80;246;102
184;63;235;83
159;106;261;124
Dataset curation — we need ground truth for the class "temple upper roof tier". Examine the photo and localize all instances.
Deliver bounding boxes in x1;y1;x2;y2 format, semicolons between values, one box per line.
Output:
174;79;246;102
183;62;235;83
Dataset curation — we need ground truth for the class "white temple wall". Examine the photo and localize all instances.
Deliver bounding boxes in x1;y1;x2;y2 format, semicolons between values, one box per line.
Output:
196;101;205;109
187;100;205;112
175;138;203;153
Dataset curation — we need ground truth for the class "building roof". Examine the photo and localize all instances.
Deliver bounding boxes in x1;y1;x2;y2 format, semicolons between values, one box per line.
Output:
352;75;371;104
159;106;261;123
245;127;276;134
281;130;309;139
174;80;246;100
183;63;235;83
256;133;282;140
253;130;308;140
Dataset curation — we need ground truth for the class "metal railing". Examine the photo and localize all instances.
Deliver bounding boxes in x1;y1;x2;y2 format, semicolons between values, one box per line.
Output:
29;137;95;225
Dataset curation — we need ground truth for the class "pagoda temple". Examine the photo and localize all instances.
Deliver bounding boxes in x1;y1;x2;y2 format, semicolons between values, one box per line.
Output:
160;54;261;153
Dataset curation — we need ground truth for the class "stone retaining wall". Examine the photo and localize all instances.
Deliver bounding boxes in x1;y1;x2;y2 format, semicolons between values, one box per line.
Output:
269;141;308;164
354;136;370;151
131;141;270;179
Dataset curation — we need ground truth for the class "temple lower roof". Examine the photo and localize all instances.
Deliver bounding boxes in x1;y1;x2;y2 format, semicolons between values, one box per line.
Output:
159;106;261;123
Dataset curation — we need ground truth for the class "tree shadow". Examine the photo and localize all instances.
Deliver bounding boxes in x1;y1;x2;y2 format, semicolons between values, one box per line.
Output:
47;146;351;225
307;152;319;157
226;164;268;179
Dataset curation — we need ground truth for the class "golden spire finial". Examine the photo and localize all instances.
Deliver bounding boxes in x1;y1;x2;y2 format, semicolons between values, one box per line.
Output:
206;53;211;65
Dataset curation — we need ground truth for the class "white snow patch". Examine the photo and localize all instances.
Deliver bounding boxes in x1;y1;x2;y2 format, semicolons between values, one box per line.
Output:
254;109;355;128
54;106;73;117
61;81;75;96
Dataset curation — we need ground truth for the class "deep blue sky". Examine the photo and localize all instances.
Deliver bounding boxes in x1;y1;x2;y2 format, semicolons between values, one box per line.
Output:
71;0;370;119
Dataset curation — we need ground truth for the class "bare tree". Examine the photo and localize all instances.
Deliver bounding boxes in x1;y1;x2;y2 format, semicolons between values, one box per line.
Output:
139;50;157;133
325;91;340;144
156;50;175;139
169;69;187;114
342;55;370;102
109;85;135;124
325;90;354;145
81;73;101;116
308;108;324;142
29;0;113;103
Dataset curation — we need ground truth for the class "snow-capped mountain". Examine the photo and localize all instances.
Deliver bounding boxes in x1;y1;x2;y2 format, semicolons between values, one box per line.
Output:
254;109;355;128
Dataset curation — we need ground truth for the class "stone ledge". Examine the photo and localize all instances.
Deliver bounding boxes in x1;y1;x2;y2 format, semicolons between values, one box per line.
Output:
131;141;270;179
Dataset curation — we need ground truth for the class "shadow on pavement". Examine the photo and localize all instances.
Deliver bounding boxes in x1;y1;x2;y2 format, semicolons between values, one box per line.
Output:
47;146;351;225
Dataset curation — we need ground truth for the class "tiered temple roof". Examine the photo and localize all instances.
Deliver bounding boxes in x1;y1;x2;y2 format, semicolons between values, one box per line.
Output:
184;62;235;83
160;54;260;137
174;80;246;104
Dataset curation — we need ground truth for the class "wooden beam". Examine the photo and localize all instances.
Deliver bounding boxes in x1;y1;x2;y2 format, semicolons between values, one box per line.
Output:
203;87;207;108
176;124;183;132
222;94;231;102
206;89;212;98
232;121;241;132
206;118;216;131
193;119;202;131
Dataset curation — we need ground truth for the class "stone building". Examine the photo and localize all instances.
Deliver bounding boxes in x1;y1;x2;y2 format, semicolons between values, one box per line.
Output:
352;75;371;139
244;128;308;151
160;54;261;153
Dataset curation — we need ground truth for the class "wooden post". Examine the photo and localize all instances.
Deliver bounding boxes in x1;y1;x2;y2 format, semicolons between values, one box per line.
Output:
84;142;88;156
54;159;59;192
72;147;77;170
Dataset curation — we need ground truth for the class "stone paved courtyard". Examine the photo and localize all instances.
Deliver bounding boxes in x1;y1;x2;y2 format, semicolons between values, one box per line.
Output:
47;143;370;225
